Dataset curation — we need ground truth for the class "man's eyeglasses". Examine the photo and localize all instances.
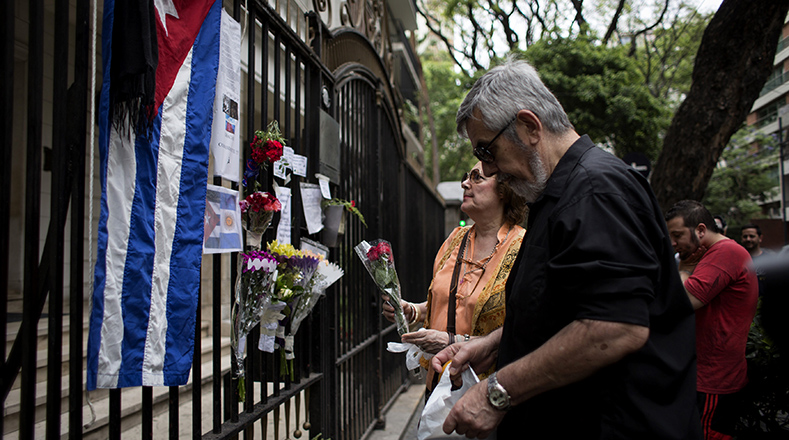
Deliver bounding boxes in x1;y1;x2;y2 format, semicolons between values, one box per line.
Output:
462;169;488;185
473;116;517;164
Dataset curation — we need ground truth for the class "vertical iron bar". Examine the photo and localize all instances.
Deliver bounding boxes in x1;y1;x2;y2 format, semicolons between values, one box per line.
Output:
274;34;281;125
169;386;179;440
375;89;385;430
20;0;44;437
294;56;301;157
260;13;267;127
213;233;223;431
110;389;121;440
70;0;90;437
285;47;291;141
193;285;202;439
47;0;70;437
0;0;15;433
143;387;153;438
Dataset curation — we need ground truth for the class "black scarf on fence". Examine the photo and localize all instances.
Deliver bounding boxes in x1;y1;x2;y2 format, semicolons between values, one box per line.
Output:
110;0;158;135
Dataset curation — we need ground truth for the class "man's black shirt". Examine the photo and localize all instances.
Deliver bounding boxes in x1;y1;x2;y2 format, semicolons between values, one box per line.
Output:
497;136;701;439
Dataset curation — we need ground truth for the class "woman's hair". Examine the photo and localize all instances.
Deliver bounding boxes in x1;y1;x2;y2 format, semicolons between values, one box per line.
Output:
496;173;528;226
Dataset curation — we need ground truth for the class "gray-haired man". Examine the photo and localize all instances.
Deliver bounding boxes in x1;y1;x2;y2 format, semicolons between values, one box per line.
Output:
432;59;701;439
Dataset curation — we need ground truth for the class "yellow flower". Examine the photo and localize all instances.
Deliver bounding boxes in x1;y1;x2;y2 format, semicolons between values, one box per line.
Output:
267;240;299;257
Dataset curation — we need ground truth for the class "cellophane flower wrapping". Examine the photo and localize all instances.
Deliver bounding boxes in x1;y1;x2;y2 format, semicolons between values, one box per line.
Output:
355;239;408;336
289;260;344;337
258;241;322;380
240;192;281;248
231;249;278;399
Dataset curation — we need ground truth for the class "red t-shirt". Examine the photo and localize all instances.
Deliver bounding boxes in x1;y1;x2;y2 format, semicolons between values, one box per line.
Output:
685;239;758;394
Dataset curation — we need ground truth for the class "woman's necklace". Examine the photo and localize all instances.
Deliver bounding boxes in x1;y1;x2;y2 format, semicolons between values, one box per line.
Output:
456;225;513;300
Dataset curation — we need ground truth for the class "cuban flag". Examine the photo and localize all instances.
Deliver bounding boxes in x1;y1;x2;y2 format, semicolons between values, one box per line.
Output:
87;0;221;389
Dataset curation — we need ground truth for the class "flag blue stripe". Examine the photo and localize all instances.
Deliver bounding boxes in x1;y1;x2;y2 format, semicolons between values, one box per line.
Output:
163;0;220;384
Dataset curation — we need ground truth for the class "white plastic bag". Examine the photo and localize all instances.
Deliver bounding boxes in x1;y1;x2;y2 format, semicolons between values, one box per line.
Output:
417;363;497;440
387;328;433;370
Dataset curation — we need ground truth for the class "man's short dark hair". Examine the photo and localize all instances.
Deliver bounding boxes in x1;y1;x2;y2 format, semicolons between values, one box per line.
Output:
742;223;762;236
665;200;716;231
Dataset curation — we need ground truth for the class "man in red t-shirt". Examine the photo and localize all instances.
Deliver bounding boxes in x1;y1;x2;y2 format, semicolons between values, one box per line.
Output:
665;200;758;440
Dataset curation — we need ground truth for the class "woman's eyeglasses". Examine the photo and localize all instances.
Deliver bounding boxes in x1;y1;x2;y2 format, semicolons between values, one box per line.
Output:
473;116;517;164
462;169;488;185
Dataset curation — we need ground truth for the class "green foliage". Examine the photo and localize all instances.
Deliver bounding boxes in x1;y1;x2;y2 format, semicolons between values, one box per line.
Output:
628;3;712;107
519;37;670;160
421;49;478;181
702;126;780;231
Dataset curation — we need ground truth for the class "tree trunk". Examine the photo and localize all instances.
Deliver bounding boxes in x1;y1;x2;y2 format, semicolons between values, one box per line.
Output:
651;0;789;212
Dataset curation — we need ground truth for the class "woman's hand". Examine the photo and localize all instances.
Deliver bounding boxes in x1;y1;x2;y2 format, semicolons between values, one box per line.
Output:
382;297;423;325
401;329;451;354
382;297;412;323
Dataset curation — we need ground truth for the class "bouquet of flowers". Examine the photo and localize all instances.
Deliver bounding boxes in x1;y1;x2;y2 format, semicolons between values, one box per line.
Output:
259;241;322;380
243;120;286;190
231;249;278;400
240;191;281;248
355;240;408;336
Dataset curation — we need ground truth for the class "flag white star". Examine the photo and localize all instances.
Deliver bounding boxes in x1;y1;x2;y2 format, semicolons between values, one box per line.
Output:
154;0;179;37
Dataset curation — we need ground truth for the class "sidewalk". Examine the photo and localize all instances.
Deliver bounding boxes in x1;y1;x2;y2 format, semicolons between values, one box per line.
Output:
368;383;425;440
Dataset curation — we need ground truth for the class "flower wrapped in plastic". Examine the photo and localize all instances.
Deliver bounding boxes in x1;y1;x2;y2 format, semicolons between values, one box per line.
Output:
289;259;344;337
355;240;407;336
257;241;322;379
231;250;278;400
240;191;281;248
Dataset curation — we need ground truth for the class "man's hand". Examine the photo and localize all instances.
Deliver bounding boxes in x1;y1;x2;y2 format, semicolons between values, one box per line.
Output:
401;329;450;354
432;328;502;381
443;380;505;439
679;245;707;273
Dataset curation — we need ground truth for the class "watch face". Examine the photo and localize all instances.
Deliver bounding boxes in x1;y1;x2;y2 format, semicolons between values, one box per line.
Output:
489;388;508;408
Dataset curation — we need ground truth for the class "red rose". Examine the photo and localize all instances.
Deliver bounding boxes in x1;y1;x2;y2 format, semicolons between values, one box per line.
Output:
376;242;392;258
264;140;283;163
250;146;268;164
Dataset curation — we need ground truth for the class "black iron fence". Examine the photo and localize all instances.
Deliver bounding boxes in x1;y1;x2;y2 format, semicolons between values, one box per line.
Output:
2;0;444;439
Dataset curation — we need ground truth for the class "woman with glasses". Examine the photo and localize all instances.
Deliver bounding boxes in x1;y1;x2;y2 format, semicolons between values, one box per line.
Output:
382;162;527;396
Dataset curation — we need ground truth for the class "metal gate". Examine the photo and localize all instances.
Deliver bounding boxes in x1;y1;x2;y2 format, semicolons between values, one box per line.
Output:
1;0;444;438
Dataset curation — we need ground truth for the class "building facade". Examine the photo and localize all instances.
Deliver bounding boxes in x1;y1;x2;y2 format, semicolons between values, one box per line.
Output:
2;0;445;438
745;14;789;247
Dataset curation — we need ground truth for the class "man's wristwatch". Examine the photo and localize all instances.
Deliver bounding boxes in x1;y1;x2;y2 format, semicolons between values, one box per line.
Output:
487;372;511;411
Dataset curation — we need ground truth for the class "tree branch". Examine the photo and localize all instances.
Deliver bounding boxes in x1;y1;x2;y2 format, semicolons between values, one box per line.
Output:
602;0;627;45
415;4;472;77
629;0;669;56
570;0;587;34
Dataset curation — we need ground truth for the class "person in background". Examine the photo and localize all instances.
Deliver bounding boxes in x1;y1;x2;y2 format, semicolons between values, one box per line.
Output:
666;200;758;440
382;161;527;398
714;215;728;236
741;223;771;260
431;58;701;439
742;223;773;296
